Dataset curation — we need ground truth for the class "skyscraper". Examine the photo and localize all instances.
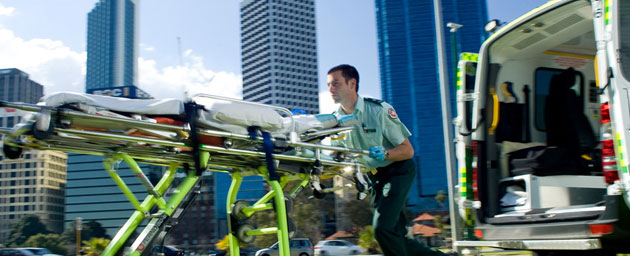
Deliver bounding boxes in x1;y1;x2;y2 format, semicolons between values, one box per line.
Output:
226;0;319;241
240;0;319;114
65;0;170;240
86;0;139;92
64;153;164;237
0;68;67;243
375;0;488;212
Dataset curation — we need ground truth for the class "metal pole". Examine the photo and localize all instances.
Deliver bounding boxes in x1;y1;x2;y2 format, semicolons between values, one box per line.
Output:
75;217;82;256
433;0;461;251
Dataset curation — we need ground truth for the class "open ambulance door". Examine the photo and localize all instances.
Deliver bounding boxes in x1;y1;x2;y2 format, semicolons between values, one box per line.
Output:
600;0;630;209
455;52;480;240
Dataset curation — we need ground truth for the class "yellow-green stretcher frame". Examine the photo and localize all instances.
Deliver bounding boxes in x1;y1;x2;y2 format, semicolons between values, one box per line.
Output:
0;99;370;256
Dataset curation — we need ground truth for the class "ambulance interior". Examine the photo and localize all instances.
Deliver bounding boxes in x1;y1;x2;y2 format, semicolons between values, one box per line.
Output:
475;1;609;223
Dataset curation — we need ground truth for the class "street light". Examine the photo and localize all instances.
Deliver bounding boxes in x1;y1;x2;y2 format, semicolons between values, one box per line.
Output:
447;22;463;33
446;22;463;94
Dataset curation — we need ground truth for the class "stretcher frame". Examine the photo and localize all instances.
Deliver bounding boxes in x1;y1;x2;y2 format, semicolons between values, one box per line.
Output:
0;94;370;256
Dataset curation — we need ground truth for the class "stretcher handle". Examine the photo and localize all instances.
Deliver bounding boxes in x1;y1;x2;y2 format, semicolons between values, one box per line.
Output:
190;93;295;132
0;100;45;112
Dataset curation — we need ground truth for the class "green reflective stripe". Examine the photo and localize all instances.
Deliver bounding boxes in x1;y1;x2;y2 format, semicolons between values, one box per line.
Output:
460;52;479;62
460;168;467;197
457;66;463;90
605;0;610;25
617;133;628;173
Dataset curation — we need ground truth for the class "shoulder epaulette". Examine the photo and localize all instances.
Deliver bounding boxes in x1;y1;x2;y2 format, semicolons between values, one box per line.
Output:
364;97;383;104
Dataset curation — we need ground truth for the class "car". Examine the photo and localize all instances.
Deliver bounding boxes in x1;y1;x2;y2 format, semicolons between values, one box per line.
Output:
16;248;61;256
313;240;365;256
151;245;184;256
255;238;314;256
0;248;36;256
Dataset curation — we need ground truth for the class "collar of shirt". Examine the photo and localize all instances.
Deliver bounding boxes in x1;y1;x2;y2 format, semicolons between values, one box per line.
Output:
336;96;365;115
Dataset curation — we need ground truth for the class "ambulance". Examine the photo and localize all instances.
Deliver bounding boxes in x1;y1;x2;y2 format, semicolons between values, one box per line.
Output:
452;0;630;254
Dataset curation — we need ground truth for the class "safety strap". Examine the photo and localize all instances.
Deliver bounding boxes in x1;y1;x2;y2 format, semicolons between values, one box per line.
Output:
248;126;279;181
185;102;204;176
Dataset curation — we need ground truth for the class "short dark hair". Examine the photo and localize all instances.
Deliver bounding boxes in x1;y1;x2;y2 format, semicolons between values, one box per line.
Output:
328;64;359;92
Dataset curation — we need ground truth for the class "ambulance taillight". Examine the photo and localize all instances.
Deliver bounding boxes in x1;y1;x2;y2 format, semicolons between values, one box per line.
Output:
600;102;620;184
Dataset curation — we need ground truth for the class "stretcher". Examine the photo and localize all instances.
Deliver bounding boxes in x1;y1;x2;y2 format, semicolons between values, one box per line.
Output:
0;92;371;256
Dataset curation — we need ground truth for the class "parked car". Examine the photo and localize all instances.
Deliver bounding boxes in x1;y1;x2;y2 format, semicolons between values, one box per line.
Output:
255;238;314;256
151;245;184;256
0;248;36;256
313;240;365;256
16;248;61;256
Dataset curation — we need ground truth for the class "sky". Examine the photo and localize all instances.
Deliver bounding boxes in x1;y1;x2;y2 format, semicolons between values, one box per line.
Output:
0;0;549;113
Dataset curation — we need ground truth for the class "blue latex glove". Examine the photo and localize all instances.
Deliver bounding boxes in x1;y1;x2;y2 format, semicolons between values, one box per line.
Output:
362;155;381;169
369;146;386;161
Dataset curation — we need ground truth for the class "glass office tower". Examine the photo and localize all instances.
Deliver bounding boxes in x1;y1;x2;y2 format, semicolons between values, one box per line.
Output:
240;0;319;114
375;0;488;212
86;0;138;91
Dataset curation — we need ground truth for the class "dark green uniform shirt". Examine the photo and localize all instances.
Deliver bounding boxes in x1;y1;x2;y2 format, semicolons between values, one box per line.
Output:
332;96;412;169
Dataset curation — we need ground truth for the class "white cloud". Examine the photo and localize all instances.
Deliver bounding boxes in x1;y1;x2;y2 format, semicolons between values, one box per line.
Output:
138;50;242;100
0;4;15;17
0;28;85;94
0;27;241;101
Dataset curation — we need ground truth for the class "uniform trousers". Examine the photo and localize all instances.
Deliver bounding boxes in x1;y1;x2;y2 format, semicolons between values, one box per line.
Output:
370;159;447;256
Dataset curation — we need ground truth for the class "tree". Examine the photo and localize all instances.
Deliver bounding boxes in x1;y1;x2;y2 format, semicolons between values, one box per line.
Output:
341;196;373;230
434;190;447;208
289;186;323;243
81;237;110;256
357;225;381;254
7;215;50;247
24;233;67;255
250;209;279;248
62;220;110;244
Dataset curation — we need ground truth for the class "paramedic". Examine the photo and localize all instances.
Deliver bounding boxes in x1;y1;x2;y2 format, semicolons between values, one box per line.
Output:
327;64;449;256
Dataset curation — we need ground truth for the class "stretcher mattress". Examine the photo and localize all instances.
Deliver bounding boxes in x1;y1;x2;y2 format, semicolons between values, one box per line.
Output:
42;92;355;136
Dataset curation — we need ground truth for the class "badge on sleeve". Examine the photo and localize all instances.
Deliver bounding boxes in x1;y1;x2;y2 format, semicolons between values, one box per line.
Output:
388;108;398;119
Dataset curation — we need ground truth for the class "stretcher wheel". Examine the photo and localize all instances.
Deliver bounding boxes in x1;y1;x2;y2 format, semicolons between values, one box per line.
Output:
223;139;233;149
312;184;326;199
235;223;255;244
272;192;293;213
32;120;54;140
354;174;368;192
3;145;22;159
357;192;367;200
231;200;250;221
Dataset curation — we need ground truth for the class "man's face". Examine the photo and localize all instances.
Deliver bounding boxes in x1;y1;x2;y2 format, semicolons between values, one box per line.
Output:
327;70;355;104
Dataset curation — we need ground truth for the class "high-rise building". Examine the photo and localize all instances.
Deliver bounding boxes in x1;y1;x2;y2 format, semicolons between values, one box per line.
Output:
0;150;67;243
0;68;67;243
375;0;488;212
240;0;319;114
65;0;172;239
86;0;149;100
164;172;218;253
0;68;43;104
64;153;164;237
231;0;318;241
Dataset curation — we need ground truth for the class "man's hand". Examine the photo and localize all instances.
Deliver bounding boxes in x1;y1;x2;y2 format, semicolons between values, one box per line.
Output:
369;146;386;161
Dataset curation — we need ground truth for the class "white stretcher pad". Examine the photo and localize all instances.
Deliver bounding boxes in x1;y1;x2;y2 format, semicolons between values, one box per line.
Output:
41;92;355;136
43;92;185;115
